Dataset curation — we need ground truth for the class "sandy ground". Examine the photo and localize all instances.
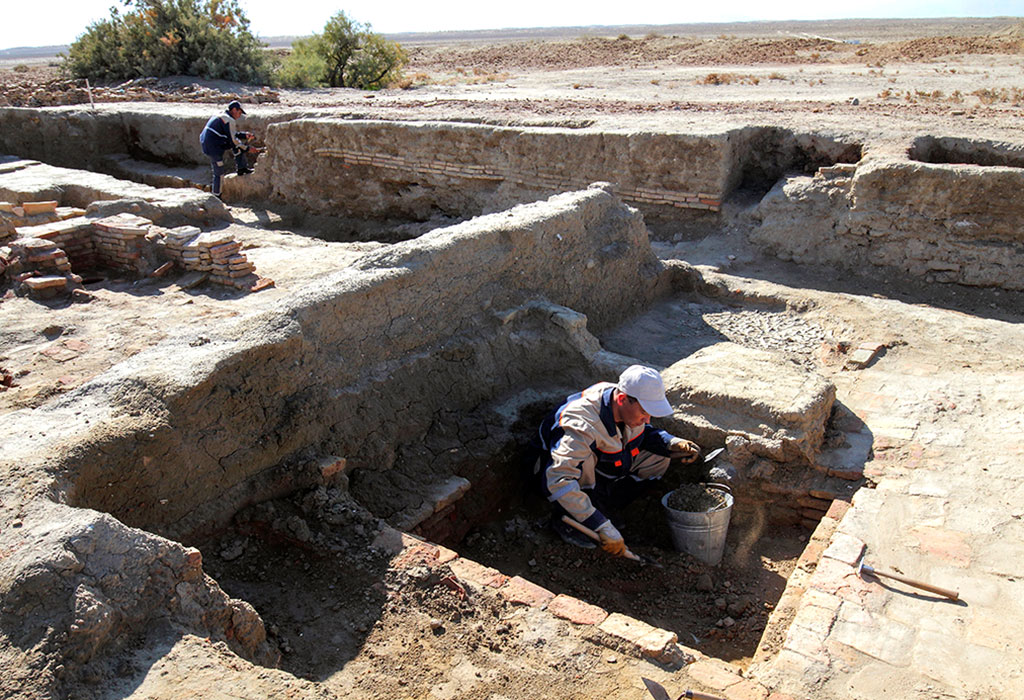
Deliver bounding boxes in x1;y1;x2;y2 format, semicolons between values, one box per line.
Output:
2;16;1024;700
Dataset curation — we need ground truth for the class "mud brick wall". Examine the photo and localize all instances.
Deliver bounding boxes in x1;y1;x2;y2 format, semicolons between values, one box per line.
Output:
4;186;664;541
753;158;1024;291
43;223;96;268
2;107;861;230
850;160;1024;288
262;119;731;220
0;107;127;170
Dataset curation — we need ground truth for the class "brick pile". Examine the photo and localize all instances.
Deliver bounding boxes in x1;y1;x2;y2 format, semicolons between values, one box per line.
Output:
1;204;273;296
1;200;86;245
21;217;97;268
4;237;82;299
158;226;272;292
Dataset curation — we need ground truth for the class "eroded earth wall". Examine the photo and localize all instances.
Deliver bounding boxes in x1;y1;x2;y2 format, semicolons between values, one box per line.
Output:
0;106;282;171
752;158;1024;290
0;186;664;695
8;185;661;537
255;118;734;220
4;106;1021;291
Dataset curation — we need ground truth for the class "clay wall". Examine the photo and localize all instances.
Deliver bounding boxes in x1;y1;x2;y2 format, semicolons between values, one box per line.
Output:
259;119;732;220
3;185;664;542
6;106;1016;289
2;106;863;230
752;158;1024;290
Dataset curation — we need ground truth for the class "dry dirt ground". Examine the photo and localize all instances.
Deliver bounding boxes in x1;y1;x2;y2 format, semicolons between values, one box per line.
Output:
2;17;1024;700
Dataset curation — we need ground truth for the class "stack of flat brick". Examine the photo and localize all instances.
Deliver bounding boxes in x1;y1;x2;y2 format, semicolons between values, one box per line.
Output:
14;216;96;268
91;213;153;274
157;227;272;292
2;200;86;245
158;225;203;268
1;204;273;294
5;236;82;299
200;233;257;284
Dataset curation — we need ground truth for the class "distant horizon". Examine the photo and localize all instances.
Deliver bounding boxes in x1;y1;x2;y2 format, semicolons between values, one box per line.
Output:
2;0;1023;52
2;13;1022;54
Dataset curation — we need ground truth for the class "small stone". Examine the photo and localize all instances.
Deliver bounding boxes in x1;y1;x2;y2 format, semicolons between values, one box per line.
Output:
696;573;714;592
727;597;751;617
220;540;245;561
429;618;443;631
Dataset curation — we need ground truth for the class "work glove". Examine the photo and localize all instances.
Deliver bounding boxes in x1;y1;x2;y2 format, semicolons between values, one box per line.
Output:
669;437;700;463
237;131;252;141
595;521;627;557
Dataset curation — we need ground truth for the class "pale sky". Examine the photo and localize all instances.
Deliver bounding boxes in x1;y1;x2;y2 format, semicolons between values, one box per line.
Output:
2;0;1023;51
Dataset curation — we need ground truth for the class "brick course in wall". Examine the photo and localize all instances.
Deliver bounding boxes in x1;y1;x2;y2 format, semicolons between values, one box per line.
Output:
314;146;723;212
269;121;730;221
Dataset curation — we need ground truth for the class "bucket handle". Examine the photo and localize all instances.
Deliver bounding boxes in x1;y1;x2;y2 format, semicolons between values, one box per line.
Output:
702;482;732;512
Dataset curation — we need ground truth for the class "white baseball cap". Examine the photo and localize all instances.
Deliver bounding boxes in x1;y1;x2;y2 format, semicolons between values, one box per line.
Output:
617;365;672;417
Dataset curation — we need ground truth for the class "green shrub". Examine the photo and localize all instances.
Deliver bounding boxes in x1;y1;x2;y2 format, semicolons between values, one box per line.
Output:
274;37;328;88
61;0;270;83
274;11;407;90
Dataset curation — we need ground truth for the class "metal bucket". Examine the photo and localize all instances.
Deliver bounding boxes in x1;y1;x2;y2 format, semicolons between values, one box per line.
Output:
661;483;733;566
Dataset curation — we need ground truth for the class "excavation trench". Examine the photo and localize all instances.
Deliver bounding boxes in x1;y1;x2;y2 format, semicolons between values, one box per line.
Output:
4;109;1023;694
185;284;858;674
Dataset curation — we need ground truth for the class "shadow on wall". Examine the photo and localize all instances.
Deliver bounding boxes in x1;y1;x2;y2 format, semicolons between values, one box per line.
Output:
909;135;1024;168
729;127;863;197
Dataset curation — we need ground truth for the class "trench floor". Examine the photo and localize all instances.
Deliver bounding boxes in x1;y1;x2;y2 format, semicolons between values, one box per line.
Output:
454;490;805;667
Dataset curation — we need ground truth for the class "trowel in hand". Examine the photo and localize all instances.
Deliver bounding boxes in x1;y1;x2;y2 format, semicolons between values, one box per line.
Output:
702;447;725;464
642;677;725;700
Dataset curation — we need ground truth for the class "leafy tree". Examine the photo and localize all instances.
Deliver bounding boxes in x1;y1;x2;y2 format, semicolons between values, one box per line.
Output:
62;0;270;83
275;11;407;90
273;36;327;88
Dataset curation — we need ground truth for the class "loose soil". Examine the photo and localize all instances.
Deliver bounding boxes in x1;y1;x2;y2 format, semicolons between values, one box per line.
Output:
665;484;730;512
455;490;798;668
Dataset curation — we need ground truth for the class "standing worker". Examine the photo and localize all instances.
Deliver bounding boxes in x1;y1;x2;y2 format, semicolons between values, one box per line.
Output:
199;100;260;199
531;365;701;557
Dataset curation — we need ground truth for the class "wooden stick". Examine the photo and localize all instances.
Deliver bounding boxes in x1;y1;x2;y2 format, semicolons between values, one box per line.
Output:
683;691;727;700
560;515;642;562
861;564;959;601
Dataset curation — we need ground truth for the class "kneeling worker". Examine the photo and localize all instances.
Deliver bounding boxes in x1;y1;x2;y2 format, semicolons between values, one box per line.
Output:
532;365;699;557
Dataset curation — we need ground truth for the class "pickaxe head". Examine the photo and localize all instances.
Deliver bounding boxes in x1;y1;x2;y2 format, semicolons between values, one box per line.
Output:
641;677;726;700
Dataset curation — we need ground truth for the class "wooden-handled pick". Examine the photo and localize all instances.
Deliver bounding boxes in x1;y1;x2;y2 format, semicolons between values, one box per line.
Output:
857;558;959;601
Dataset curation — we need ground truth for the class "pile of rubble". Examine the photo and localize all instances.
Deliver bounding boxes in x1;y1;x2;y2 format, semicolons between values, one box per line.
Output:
1;203;273;298
0;77;280;108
